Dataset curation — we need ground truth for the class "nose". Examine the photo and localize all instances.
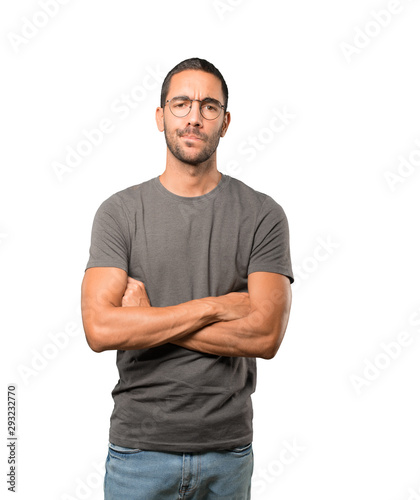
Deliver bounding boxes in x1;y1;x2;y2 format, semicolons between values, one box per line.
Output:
187;100;203;127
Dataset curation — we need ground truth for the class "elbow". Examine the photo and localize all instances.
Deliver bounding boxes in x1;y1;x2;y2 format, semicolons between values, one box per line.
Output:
84;324;107;353
240;327;281;359
82;309;110;353
259;343;279;360
260;350;276;360
258;314;290;359
86;333;106;353
246;336;276;360
258;331;285;360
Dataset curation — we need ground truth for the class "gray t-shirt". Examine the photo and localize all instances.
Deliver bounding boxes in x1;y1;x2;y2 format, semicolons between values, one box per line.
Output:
86;173;293;452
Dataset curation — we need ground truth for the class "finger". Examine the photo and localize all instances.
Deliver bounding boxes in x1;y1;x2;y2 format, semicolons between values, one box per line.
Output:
124;283;138;291
124;284;145;295
126;285;147;296
127;277;144;285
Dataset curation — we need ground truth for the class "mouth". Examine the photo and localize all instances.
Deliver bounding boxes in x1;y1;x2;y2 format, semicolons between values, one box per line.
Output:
182;135;202;141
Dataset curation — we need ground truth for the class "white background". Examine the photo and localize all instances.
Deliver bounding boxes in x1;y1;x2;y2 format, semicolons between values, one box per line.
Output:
2;1;420;499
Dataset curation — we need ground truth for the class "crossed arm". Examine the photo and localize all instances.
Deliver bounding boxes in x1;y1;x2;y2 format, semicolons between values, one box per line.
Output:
81;267;292;359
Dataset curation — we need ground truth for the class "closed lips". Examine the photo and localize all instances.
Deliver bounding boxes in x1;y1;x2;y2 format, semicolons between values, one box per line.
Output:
183;135;202;140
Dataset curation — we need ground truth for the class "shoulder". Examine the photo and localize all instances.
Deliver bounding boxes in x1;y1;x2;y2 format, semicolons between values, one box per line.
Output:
225;175;285;218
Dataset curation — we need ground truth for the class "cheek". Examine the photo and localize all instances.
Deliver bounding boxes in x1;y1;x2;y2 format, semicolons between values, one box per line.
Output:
213;122;225;139
164;119;183;136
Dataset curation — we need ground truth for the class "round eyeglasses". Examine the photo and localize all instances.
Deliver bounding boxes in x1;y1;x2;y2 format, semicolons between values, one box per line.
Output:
165;97;225;120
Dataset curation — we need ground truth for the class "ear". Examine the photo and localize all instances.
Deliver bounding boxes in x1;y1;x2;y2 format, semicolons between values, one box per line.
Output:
220;111;231;138
156;107;164;132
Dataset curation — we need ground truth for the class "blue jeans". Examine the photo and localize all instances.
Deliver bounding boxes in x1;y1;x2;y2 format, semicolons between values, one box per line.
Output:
104;441;253;499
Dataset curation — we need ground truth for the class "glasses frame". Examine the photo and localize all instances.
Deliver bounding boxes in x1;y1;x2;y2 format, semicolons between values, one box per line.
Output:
165;96;226;121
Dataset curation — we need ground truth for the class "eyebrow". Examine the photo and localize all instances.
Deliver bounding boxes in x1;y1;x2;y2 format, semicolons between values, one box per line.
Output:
170;95;220;103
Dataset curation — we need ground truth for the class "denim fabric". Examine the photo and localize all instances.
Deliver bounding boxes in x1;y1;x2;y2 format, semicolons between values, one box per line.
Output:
104;442;253;499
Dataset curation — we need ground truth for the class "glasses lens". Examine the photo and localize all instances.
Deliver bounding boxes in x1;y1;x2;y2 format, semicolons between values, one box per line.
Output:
169;98;191;117
201;100;222;120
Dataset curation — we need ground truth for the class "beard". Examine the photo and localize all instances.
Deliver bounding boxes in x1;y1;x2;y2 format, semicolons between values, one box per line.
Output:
163;123;224;166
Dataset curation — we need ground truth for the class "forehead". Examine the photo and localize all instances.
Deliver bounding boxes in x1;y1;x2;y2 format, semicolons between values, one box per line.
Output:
168;70;223;101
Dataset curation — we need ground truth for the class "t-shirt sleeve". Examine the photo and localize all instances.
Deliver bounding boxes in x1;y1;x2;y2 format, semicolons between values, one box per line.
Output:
248;196;294;283
85;194;130;273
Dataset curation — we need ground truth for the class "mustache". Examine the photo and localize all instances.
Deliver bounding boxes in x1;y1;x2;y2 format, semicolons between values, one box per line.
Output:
177;128;207;140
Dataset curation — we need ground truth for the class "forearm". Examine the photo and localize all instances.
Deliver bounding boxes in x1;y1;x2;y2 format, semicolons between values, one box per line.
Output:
171;310;281;359
172;277;292;359
84;298;220;352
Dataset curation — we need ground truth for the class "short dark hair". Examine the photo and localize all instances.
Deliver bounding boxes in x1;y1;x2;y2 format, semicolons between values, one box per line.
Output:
160;57;229;111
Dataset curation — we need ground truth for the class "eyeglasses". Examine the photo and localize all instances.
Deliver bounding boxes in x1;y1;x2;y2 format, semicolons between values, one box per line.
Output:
165;96;225;120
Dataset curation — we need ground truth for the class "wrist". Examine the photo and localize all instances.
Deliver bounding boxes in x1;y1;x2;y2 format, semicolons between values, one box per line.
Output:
196;297;222;323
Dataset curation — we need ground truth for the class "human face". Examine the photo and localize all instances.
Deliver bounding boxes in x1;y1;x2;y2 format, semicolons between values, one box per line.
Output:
156;70;230;167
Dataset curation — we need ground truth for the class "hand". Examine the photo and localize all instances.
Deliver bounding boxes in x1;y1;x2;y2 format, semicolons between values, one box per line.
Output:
121;277;151;307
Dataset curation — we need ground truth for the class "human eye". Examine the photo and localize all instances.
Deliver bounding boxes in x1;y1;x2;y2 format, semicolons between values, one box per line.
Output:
202;99;219;112
172;98;189;108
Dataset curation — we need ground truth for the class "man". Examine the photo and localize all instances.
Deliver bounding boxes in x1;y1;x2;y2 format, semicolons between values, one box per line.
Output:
81;57;294;499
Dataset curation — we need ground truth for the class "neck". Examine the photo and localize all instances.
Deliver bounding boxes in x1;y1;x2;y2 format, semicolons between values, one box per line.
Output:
159;151;222;197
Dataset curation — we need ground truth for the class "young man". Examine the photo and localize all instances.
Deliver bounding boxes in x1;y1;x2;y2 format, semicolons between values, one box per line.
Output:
81;58;294;499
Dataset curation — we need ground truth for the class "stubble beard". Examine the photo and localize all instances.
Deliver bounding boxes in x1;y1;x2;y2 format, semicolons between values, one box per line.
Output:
164;123;224;167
